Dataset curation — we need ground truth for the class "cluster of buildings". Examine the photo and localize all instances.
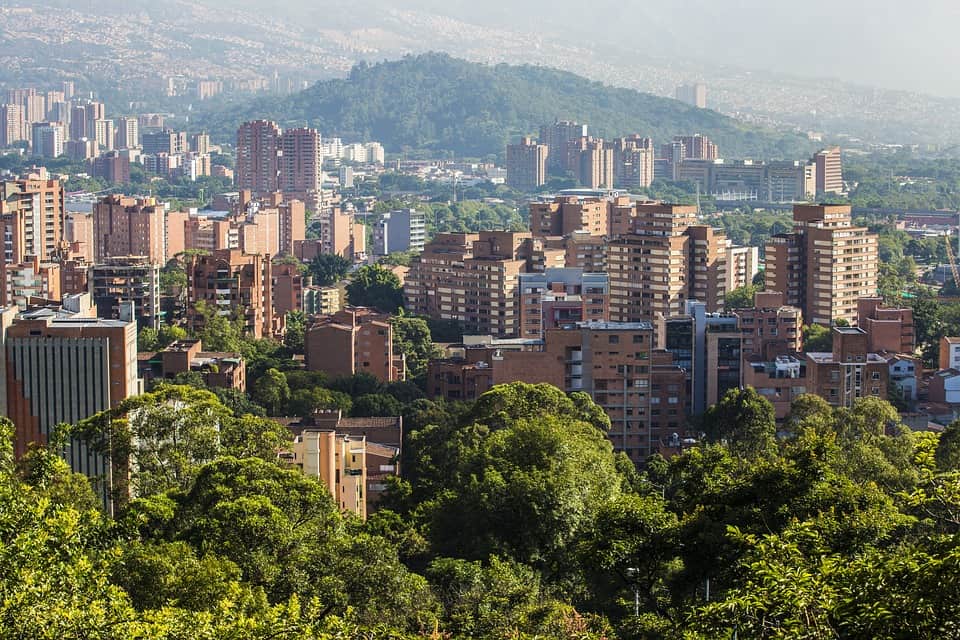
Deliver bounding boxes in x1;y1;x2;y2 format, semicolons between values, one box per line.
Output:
505;118;844;201
0;85;220;183
397;196;892;462
236;120;387;214
0;168;405;515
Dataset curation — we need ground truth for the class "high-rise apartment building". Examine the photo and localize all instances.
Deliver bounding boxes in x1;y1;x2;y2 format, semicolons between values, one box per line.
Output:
277;199;306;257
0;178;65;263
115;117;139;149
676;83;707;108
737;291;803;360
141;128;187;155
236;120;282;194
506;136;548;191
304;307;400;382
607;203;727;323
93;195;166;264
186;249;274;339
91;257;161;330
190;132;210;155
93;118;114;151
279;127;322;203
613;136;655;189
567;137;614;189
272;262;305;317
373;209;426;255
517;269;609;339
0;104;25;147
31;122;64;158
813;146;843;194
4;308;139;511
65;212;94;262
764;204;877;326
664;134;719;161
725;243;760;291
539;120;588;172
91;152;131;184
530;195;609;238
405;231;539;337
68;101;104;141
659;301;741;415
428;321;689;462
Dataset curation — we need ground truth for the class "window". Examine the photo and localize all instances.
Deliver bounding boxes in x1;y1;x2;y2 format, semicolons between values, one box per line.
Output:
608;335;620;344
633;334;644;344
871;372;881;380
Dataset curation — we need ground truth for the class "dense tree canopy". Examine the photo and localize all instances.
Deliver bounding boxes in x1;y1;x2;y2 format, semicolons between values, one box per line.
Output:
199;53;814;160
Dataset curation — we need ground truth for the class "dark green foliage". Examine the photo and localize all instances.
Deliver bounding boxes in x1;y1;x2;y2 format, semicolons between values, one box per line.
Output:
307;253;351;286
725;283;761;309
391;314;442;382
700;387;777;457
346;264;404;313
803;323;832;352
202;53;813;159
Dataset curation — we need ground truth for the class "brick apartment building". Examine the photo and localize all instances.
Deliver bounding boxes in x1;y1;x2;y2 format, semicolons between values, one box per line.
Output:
304;307;402;382
138;338;245;391
765;204;878;326
0;177;65;264
186;249;274;339
428;321;689;463
93;195;166;264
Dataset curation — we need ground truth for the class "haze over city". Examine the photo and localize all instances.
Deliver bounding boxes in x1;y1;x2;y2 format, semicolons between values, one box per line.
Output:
2;1;960;638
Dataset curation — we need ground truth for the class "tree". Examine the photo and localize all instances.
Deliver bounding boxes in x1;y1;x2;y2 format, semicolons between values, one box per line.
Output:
803;323;832;352
251;368;291;416
725;284;760;309
284;310;306;353
579;494;679;622
308;253;351;286
220;414;293;460
351;393;403;417
212;387;266;417
73;385;229;499
425;409;623;574
701;387;776;457
346;264;404;313
937;419;960;471
391;314;442;381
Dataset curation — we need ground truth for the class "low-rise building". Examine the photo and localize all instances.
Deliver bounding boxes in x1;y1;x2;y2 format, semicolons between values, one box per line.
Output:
743;354;808;419
858;297;915;354
888;355;918;403
805;327;888;408
0;256;61;309
940;337;960;371
138;338;245;391
736;291;803;360
304;307;402;382
303;285;341;316
930;369;960;405
277;410;402;517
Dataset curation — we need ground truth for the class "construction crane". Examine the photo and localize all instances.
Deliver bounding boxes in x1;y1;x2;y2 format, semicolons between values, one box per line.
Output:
946;233;960;290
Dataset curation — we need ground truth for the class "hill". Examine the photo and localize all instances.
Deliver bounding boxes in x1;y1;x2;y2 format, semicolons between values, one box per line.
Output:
197;53;815;159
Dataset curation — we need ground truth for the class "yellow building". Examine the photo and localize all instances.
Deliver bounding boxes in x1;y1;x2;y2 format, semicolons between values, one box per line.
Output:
288;429;368;519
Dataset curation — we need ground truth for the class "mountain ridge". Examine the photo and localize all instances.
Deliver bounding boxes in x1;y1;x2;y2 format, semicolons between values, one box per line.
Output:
197;53;814;159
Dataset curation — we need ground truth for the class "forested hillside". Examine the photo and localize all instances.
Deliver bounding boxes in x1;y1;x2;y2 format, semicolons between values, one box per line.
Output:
197;53;814;159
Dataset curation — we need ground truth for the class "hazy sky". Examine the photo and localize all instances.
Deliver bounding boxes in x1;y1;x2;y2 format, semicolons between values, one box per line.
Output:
348;0;960;97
